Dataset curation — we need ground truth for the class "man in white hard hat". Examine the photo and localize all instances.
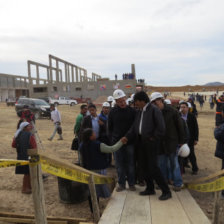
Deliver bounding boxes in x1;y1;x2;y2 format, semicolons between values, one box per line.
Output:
125;91;171;200
108;89;136;191
151;92;185;191
179;101;199;175
107;96;114;108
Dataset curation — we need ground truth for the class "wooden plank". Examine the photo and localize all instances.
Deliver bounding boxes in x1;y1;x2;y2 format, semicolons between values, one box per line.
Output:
0;212;87;224
99;189;127;224
176;189;211;224
0;217;67;224
150;190;191;224
120;186;151;224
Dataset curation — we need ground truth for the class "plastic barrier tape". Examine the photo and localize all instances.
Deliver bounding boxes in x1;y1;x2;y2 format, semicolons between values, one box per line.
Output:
0;160;29;168
40;158;114;185
186;176;224;192
0;158;114;185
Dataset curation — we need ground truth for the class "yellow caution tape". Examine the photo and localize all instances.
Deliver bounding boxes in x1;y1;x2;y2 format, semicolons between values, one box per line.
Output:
186;176;224;192
40;158;114;185
0;159;29;168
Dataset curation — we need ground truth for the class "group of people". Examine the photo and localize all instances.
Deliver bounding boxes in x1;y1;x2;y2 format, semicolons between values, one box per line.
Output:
73;89;200;209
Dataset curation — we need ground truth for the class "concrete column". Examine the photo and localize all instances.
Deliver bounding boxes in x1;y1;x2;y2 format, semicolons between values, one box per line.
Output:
56;60;59;82
47;68;50;80
36;65;39;84
49;55;52;83
64;63;68;83
72;67;74;82
75;67;78;82
131;64;136;79
67;65;70;83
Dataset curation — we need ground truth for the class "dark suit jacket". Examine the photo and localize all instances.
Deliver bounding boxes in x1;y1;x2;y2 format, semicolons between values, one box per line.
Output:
126;103;165;141
80;115;105;141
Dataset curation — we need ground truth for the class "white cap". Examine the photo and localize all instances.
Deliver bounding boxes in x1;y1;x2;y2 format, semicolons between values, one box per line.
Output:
130;93;135;101
150;92;163;102
107;96;114;102
178;144;190;157
113;89;126;100
164;99;171;105
102;102;110;107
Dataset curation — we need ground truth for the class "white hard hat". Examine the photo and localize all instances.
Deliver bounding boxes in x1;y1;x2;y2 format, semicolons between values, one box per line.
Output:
126;98;132;105
113;89;126;100
130;94;135;101
111;100;116;107
102;102;110;107
150;92;163;102
178;144;190;157
187;102;192;108
107;96;114;102
164;99;171;105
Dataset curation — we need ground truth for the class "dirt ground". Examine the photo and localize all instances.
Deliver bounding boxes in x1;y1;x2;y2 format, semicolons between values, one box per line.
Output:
0;97;224;223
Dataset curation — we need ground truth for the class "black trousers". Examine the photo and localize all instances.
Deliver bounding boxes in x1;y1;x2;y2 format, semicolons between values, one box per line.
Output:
188;143;198;172
138;138;170;194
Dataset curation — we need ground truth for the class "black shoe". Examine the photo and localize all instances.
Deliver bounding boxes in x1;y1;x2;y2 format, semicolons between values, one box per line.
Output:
192;170;198;175
139;189;156;196
159;192;172;201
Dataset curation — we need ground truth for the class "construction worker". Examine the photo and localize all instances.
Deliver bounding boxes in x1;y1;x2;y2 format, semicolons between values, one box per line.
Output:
108;89;136;192
215;94;224;126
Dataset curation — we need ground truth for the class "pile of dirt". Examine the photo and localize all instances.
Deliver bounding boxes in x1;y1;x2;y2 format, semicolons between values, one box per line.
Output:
93;96;108;105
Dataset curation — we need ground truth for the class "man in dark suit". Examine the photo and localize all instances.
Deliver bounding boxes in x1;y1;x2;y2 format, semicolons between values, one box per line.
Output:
180;101;199;174
125;91;171;200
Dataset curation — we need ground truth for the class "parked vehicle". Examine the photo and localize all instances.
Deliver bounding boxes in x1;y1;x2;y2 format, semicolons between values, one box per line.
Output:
15;98;51;119
49;97;78;106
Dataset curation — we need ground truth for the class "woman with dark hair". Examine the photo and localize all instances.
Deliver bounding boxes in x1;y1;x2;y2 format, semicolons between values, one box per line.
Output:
12;122;37;194
80;128;127;212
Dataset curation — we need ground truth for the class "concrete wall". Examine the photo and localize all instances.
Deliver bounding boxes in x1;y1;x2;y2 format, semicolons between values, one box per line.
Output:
30;79;138;100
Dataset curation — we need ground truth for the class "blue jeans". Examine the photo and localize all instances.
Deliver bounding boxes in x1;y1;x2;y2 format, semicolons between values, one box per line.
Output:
114;144;135;187
158;152;183;187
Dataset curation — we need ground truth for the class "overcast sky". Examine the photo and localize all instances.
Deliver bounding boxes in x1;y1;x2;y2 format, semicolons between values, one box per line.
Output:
0;0;223;86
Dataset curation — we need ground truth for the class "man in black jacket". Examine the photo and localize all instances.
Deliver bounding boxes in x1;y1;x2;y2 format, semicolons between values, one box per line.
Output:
151;92;185;191
180;101;199;174
125;91;171;200
108;89;136;192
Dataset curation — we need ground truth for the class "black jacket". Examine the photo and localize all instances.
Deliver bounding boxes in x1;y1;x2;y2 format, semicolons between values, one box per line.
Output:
108;106;136;144
185;112;199;145
126;103;165;142
80;115;104;140
159;104;185;154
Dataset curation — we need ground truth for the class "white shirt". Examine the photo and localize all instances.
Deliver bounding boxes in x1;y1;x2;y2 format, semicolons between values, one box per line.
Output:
51;109;61;123
139;103;149;135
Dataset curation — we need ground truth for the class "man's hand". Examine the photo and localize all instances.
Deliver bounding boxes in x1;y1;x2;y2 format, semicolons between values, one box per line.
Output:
121;137;128;144
194;141;198;146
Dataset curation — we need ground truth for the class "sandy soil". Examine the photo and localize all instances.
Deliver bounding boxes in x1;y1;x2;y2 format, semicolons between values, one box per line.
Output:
0;99;224;223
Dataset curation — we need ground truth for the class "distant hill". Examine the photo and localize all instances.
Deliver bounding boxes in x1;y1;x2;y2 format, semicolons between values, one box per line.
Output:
204;82;224;86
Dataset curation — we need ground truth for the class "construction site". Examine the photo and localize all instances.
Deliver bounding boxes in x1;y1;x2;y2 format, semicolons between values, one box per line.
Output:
0;54;145;102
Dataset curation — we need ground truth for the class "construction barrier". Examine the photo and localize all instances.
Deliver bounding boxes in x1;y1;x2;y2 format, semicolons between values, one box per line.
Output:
0;155;114;185
1;157;224;191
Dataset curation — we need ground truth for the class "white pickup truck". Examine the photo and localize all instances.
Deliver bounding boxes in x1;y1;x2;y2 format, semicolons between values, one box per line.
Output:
49;97;78;106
